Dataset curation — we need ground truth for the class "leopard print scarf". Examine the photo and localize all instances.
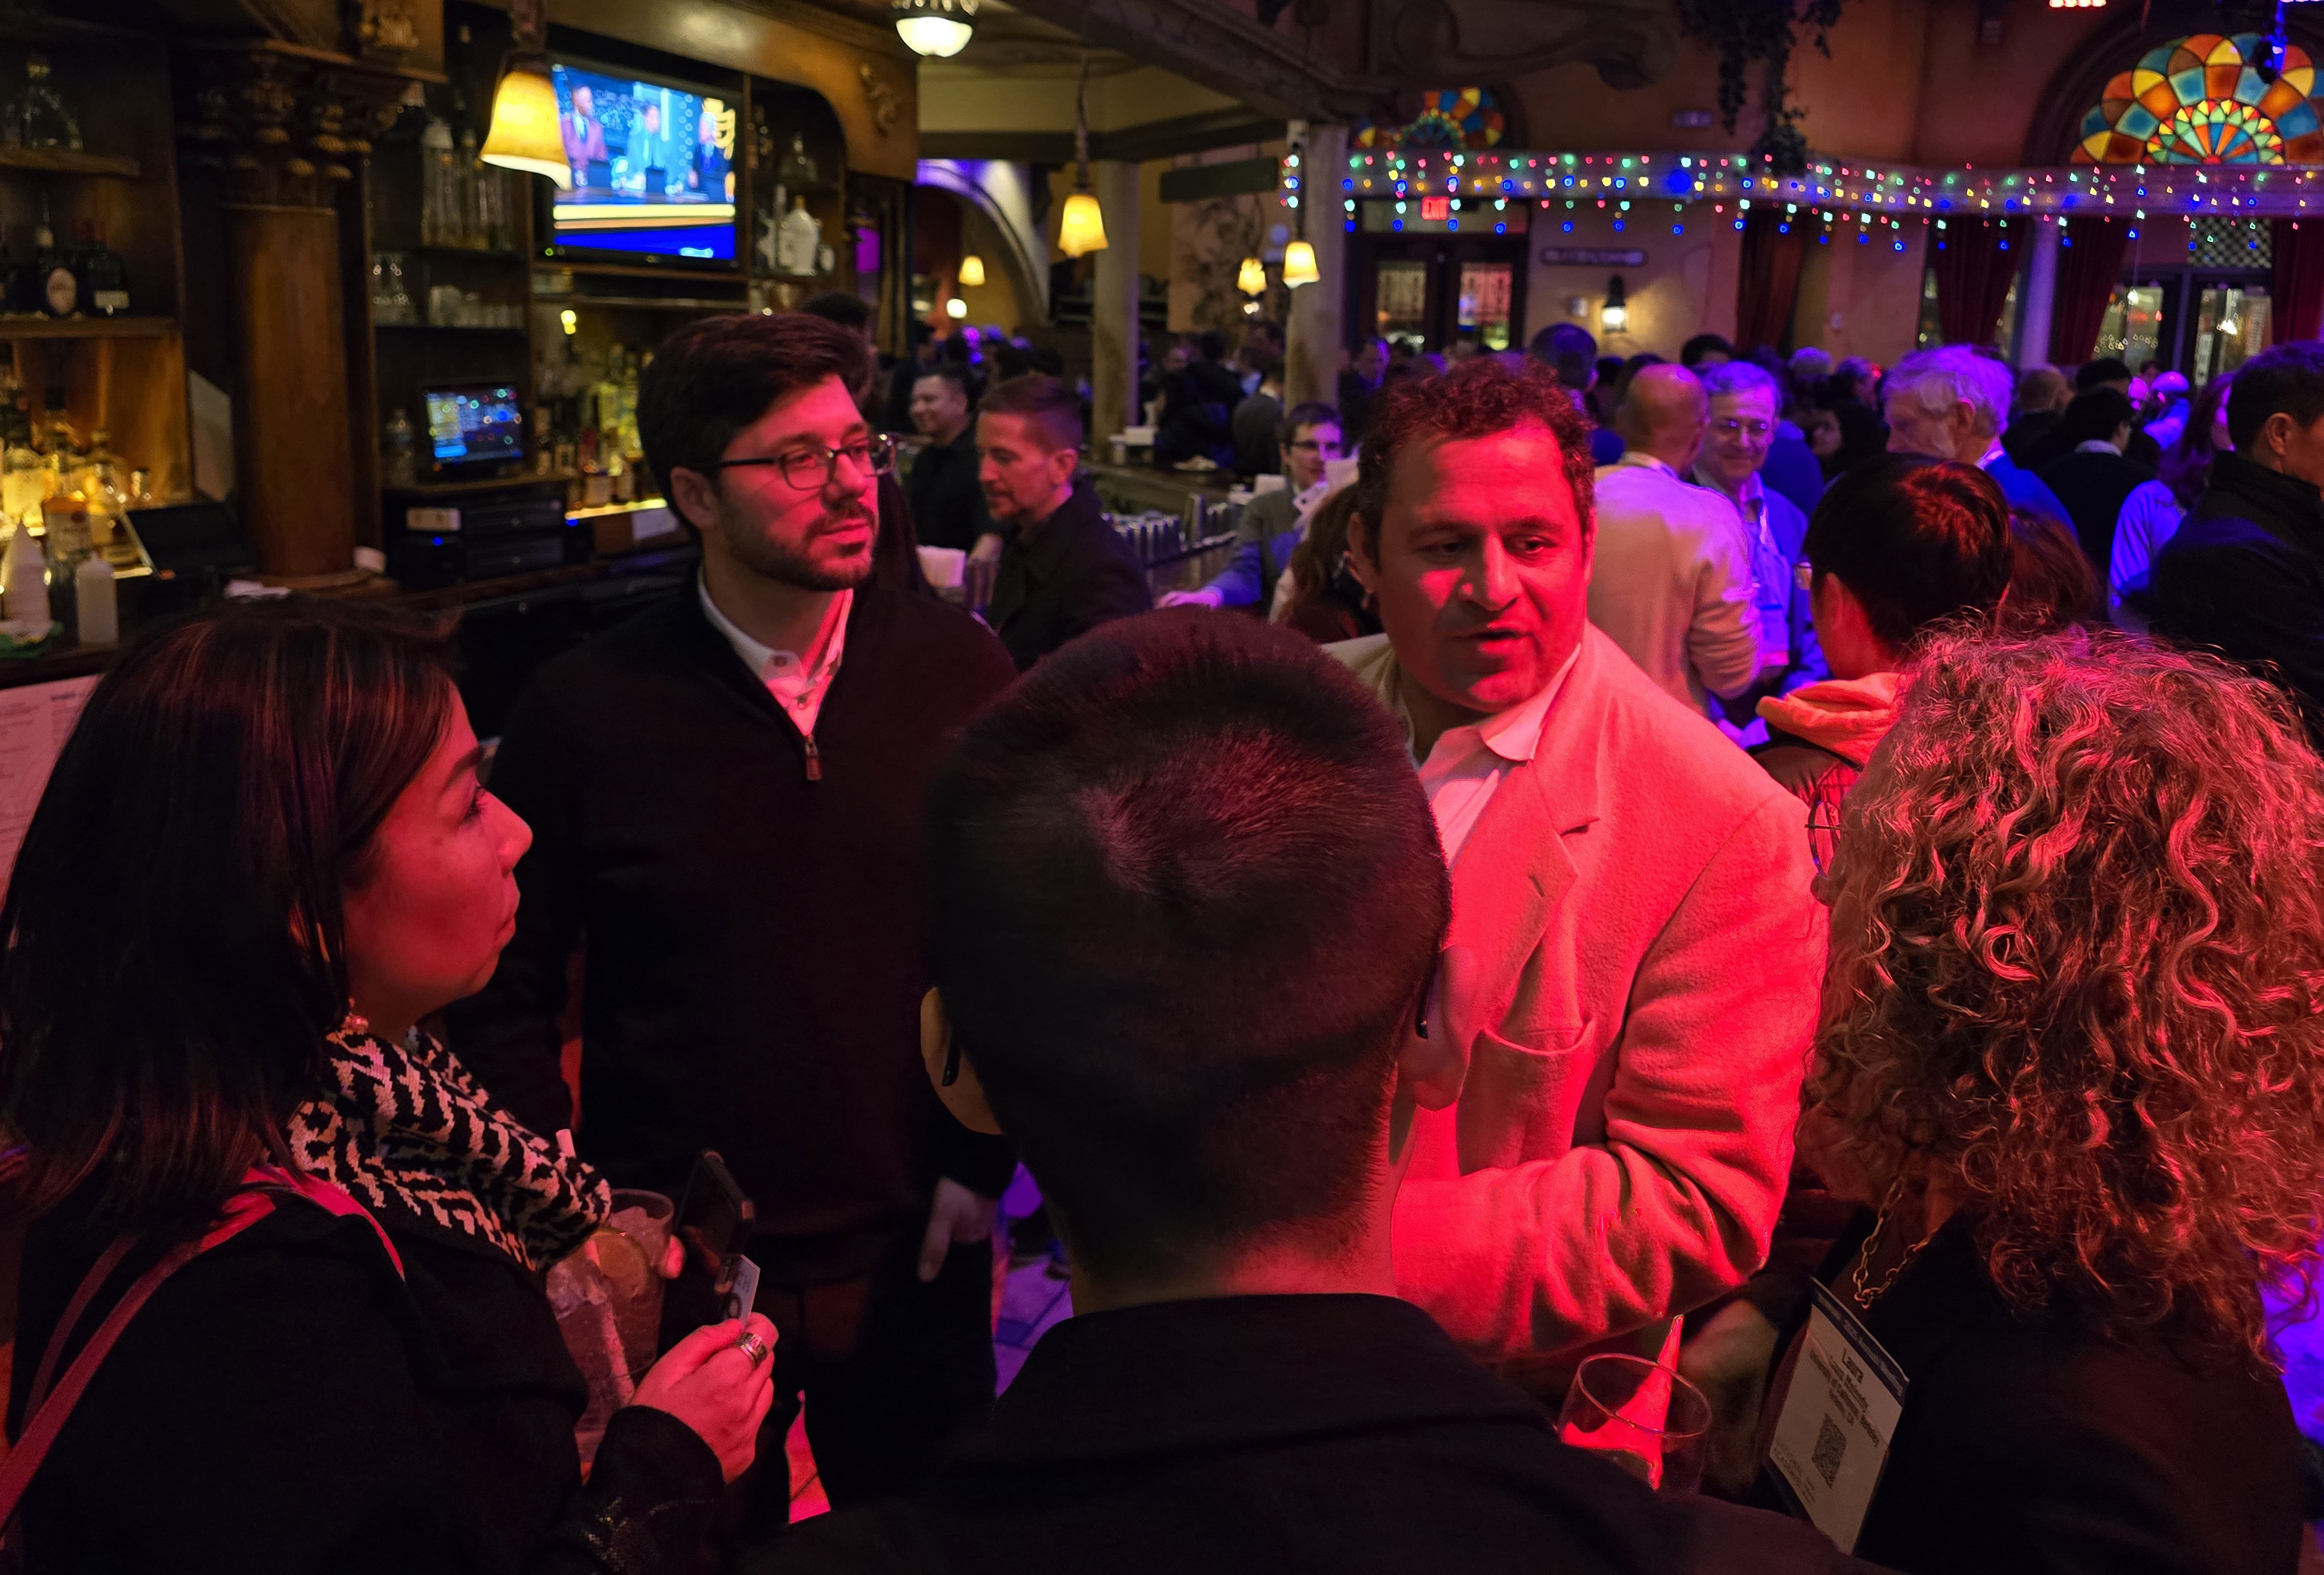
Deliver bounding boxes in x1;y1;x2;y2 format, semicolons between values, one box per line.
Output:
285;1017;610;1272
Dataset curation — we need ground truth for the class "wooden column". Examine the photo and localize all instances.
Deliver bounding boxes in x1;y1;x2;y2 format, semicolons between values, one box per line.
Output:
1287;124;1347;412
181;45;410;580
1090;160;1142;448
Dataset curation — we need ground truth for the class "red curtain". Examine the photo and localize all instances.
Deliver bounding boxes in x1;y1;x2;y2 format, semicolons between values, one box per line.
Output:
1929;217;2021;348
2273;219;2324;343
1734;212;1805;353
2047;219;2132;366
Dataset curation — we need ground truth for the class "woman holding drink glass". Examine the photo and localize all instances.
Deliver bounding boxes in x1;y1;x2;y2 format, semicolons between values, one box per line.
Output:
0;599;777;1572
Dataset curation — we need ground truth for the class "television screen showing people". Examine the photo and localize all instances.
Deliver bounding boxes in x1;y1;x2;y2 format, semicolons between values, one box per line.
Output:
548;62;737;263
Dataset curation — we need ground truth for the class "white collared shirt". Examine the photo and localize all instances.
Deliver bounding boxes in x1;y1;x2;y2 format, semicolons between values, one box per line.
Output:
698;576;852;737
1402;645;1581;865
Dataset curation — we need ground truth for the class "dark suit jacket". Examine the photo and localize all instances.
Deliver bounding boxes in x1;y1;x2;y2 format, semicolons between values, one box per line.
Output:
901;429;987;554
2155;451;2324;745
987;482;1152;670
1761;1213;2305;1575
2037;446;2148;581
768;1293;1879;1575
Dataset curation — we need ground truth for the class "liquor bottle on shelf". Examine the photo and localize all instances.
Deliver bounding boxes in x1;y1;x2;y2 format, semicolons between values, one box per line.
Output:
73;221;126;317
454;126;481;250
0;394;41;533
6;54;82;152
421;119;458;248
382;408;418;488
39;391;78;498
14;206;73;317
75;429;126;532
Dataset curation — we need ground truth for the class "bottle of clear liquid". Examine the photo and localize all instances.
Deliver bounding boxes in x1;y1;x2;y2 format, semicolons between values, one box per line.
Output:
421;119;456;247
2;514;45;625
73;552;115;645
383;407;418;487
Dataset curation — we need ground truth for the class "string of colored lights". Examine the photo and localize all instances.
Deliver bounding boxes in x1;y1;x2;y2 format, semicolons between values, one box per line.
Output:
1281;150;2324;235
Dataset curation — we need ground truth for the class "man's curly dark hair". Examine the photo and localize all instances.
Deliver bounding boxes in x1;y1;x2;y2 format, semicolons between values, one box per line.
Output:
1350;357;1598;549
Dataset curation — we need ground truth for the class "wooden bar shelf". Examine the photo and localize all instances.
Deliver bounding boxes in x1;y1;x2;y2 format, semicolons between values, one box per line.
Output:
0;147;140;179
0;316;177;340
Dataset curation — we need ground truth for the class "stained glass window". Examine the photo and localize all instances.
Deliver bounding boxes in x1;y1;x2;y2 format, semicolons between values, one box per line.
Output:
1355;88;1506;150
2074;32;2324;163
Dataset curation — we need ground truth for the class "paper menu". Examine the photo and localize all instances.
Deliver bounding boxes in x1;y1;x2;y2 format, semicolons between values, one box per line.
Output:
0;674;98;883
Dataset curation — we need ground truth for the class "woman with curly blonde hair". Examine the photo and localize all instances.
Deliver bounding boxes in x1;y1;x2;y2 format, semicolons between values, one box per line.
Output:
1755;628;2324;1574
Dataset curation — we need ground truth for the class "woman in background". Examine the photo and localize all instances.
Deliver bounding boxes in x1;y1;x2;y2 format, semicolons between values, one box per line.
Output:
2114;371;2233;628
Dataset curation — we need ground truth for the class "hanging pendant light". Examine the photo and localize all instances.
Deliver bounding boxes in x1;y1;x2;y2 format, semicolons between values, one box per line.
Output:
1057;60;1109;259
893;0;978;58
480;0;570;188
1237;255;1267;295
957;254;987;287
1280;241;1319;287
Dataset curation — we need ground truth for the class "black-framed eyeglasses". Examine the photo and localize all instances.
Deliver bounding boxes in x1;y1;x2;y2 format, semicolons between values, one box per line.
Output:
1807;801;1842;877
702;433;897;490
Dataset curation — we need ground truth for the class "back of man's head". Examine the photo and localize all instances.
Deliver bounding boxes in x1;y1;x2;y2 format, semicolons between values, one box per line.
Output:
2225;341;2324;451
1886;346;2012;441
1789;346;1835;388
2075;356;2133;394
1529;322;1599;394
1680;333;1735;369
2054;385;2135;451
980;373;1083;454
2015;365;2070;414
800;291;875;337
1802;454;2014;655
1614;362;1709;465
929;612;1450;1283
1197;327;1230;363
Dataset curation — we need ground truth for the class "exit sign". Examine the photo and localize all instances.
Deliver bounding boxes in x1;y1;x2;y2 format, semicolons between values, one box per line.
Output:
1419;196;1451;221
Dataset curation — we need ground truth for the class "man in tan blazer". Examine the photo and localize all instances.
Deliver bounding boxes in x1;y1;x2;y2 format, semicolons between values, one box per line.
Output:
1337;357;1824;1393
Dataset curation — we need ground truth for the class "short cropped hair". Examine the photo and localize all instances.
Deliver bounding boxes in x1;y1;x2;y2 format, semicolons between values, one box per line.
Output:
1700;360;1781;403
980;373;1083;453
1197;327;1229;361
1352;358;1596;549
1789;346;1835;385
2052;386;2134;451
2225;340;2324;451
1680;332;1735;368
2074;356;2132;392
1802;454;2014;654
930;612;1450;1280
799;291;874;333
2015;365;2069;412
1283;399;1340;441
1886;345;2013;436
638;313;869;492
912;362;972;399
1529;322;1599;392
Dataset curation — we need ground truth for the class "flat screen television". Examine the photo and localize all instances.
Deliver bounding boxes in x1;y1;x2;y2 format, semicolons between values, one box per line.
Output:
544;57;739;266
422;383;526;475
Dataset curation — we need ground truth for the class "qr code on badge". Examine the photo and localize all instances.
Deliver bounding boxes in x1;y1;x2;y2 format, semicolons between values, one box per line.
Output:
1812;1414;1848;1486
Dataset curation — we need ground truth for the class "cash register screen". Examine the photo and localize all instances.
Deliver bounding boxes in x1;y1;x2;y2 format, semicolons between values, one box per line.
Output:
422;383;526;474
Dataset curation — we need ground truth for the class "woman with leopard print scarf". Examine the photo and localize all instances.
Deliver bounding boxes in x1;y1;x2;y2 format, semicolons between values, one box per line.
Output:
1;600;777;1574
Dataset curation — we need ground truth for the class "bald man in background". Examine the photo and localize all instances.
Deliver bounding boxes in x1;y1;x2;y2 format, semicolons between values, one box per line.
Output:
1586;364;1759;712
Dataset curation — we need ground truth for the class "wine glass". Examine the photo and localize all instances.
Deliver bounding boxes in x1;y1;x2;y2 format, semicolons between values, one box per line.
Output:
1556;1353;1713;1493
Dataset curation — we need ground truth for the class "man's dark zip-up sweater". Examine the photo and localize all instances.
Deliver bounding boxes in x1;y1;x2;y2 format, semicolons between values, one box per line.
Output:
448;583;1019;1284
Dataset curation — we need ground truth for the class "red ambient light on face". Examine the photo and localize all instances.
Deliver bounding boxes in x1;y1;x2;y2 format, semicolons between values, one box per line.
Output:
1419;196;1451;222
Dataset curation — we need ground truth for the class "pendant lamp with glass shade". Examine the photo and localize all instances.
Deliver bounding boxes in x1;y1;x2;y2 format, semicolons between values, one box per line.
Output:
894;0;978;58
1237;256;1266;296
1279;140;1317;286
957;254;986;287
480;0;572;189
1056;62;1108;259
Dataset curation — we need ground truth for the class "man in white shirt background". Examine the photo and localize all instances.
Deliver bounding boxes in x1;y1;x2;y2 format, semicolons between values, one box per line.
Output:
1693;361;1824;737
1333;356;1822;1393
1586;363;1761;713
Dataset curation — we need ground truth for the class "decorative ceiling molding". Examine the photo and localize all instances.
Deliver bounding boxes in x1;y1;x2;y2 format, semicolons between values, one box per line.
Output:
922;105;1277;160
996;0;1392;119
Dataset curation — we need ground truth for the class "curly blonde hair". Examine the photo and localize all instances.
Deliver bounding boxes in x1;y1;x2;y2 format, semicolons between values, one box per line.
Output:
1809;629;2324;1363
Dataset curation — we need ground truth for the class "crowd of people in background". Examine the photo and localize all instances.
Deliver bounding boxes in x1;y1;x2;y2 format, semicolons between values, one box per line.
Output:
6;298;2324;1575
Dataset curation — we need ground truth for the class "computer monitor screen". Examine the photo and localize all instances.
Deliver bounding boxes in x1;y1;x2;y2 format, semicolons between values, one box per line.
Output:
422;383;526;473
546;58;738;264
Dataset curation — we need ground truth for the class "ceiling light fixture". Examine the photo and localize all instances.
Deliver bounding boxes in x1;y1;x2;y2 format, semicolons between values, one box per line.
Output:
893;0;978;58
480;0;572;188
958;253;986;287
1057;61;1109;257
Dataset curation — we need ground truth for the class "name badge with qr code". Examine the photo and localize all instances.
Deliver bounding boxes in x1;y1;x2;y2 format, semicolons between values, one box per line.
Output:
1766;1280;1909;1553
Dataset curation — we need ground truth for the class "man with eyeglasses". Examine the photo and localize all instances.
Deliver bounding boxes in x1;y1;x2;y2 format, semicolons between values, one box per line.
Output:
1161;402;1344;617
1693;361;1824;735
980;373;1154;671
450;313;1020;1552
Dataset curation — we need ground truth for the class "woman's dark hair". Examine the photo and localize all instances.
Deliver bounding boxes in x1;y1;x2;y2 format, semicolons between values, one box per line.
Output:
2161;373;2234;507
1998;508;2102;634
1800;455;2015;654
1287;488;1361;605
0;598;458;1230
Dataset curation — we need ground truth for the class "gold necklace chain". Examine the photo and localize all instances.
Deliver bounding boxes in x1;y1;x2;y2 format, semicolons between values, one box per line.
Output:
1849;1177;1942;1310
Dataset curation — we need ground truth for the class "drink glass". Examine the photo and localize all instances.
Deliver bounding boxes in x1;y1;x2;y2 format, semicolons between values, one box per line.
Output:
1556;1353;1712;1493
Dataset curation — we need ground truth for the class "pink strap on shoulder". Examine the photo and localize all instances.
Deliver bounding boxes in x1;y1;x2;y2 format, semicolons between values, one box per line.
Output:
0;1166;402;1543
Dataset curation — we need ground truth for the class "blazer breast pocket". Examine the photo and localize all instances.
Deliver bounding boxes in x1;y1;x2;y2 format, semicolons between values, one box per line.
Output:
1457;1021;1591;1172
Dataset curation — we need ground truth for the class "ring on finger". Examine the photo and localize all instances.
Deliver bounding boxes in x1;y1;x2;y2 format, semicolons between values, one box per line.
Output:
735;1330;771;1368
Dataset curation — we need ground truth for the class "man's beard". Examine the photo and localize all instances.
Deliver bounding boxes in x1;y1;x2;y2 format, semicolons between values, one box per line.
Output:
720;505;878;592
